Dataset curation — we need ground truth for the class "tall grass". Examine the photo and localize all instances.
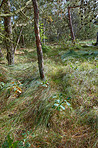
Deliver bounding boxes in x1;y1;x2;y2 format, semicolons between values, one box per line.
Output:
0;44;98;147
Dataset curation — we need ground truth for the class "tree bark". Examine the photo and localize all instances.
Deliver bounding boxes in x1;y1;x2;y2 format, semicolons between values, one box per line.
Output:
21;35;25;47
4;0;14;65
68;7;75;44
32;0;45;80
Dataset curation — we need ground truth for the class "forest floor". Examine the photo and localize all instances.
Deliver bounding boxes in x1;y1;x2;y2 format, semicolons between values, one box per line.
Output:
0;42;98;148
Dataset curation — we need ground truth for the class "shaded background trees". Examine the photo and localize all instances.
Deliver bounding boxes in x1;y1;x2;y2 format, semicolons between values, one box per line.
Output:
0;0;97;49
0;0;97;67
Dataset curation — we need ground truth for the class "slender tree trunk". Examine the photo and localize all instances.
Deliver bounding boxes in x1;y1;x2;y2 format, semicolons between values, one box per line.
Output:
21;35;25;47
32;0;45;80
68;7;75;44
14;26;23;52
4;0;14;65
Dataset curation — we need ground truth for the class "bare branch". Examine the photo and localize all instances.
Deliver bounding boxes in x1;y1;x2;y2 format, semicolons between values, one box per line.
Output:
0;0;32;17
0;0;6;9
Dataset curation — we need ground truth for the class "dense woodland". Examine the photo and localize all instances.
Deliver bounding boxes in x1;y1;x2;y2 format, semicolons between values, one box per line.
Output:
0;0;98;147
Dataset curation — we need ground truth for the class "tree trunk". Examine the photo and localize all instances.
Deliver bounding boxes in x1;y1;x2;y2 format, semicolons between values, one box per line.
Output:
4;0;14;65
68;7;75;44
95;32;98;46
14;26;23;52
32;0;45;80
21;35;25;47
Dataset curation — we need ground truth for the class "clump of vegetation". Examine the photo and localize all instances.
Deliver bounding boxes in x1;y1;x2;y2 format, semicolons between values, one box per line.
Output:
42;44;52;53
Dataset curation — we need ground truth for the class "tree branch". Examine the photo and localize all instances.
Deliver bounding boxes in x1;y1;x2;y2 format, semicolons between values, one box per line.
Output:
0;0;6;9
0;0;32;17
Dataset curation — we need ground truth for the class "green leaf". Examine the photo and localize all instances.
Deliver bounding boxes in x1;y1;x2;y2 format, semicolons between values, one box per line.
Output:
0;82;5;86
56;99;60;103
42;84;47;87
57;106;61;111
22;132;27;136
60;105;65;110
13;87;17;91
70;64;73;68
65;101;71;106
54;103;59;107
52;95;57;99
66;97;71;100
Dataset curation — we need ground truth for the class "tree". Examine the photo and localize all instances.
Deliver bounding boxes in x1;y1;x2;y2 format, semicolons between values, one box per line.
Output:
68;7;75;43
32;0;45;80
3;0;14;65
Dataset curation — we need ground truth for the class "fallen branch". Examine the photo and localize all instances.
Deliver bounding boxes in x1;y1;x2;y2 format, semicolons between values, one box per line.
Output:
14;26;23;52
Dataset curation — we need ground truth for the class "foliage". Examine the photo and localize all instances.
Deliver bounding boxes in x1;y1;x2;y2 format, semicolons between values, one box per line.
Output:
42;44;52;53
39;22;47;43
2;134;19;148
0;82;5;90
53;93;71;111
18;131;31;148
2;133;31;148
0;81;22;96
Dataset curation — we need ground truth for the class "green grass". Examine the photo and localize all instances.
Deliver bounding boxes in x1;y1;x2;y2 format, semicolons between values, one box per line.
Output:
0;43;98;148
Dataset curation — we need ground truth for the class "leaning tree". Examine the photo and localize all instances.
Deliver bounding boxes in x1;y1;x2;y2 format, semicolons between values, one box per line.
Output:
32;0;45;80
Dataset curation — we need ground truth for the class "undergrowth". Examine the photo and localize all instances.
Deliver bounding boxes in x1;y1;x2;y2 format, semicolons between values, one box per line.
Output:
0;44;98;148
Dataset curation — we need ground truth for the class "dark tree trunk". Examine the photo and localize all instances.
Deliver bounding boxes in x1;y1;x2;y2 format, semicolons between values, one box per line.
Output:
68;7;75;44
94;32;98;46
21;35;25;47
4;0;14;65
32;0;45;80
